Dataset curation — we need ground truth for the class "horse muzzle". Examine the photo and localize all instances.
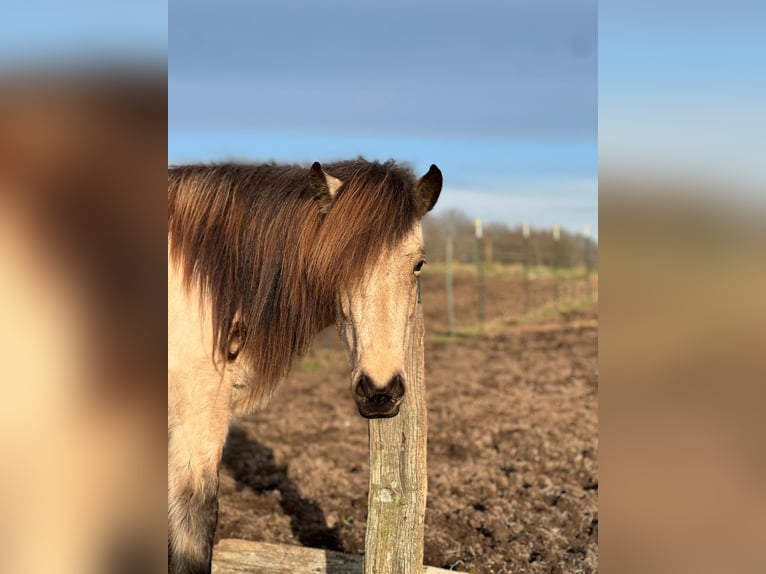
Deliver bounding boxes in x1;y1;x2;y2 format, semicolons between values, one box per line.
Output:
353;372;405;419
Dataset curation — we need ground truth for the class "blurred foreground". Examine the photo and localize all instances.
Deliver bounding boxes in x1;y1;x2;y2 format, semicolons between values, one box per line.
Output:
0;70;166;573
599;174;766;573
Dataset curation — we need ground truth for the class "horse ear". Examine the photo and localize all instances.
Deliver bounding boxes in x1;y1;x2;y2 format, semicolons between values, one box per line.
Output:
309;161;343;213
416;164;442;216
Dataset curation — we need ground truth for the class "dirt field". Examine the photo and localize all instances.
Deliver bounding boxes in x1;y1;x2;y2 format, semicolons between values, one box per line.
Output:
215;273;598;573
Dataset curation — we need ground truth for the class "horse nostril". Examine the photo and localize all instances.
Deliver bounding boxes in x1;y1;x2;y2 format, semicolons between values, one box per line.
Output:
386;373;405;401
354;373;373;399
353;372;406;418
354;372;405;413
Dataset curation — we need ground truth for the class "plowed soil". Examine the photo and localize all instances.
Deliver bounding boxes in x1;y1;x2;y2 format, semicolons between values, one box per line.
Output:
215;275;598;573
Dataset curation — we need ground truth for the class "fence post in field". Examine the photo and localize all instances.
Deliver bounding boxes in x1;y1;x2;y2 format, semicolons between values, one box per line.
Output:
522;221;530;313
445;235;456;336
583;224;592;299
474;219;485;330
552;224;560;304
364;295;427;574
485;237;493;265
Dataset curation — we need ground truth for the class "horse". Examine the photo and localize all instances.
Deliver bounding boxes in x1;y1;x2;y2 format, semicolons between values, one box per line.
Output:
167;158;442;573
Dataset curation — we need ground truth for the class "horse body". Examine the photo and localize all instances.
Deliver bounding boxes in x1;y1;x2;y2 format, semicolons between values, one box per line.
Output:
167;159;441;573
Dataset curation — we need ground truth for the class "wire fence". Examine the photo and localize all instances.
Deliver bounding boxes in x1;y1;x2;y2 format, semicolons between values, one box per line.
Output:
314;222;598;347
423;222;598;336
424;223;598;269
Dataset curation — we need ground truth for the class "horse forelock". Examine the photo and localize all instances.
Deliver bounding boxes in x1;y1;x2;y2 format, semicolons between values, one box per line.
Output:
308;160;418;291
168;159;419;401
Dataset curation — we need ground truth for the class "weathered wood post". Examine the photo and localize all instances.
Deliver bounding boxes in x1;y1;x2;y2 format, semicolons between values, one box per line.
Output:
522;221;530;313
583;223;592;299
445;235;456;336
552;224;560;304
474;219;485;330
364;278;427;574
484;236;493;265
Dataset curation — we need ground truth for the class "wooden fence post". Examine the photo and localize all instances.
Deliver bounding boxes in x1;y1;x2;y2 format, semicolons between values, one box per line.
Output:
484;237;493;265
364;294;427;574
522;221;530;313
445;236;456;336
552;224;560;304
583;224;592;299
474;219;485;330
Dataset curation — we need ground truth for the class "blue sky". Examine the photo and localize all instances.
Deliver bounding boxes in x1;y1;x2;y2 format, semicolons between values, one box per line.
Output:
170;0;597;236
599;1;766;201
6;1;762;239
0;1;166;66
1;0;597;236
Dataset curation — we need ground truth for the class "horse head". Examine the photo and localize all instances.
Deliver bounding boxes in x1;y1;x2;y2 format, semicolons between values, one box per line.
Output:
310;162;442;418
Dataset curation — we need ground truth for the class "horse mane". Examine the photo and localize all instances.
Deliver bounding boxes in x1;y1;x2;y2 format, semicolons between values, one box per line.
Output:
168;158;420;403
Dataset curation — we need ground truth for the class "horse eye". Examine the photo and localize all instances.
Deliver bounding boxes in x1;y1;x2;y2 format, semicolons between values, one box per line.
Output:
413;259;426;274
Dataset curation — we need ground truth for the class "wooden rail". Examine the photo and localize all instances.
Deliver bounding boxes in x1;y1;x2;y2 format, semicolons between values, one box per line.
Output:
212;539;458;574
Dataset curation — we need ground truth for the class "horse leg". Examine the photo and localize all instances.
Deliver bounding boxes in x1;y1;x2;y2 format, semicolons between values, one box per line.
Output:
168;384;232;574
